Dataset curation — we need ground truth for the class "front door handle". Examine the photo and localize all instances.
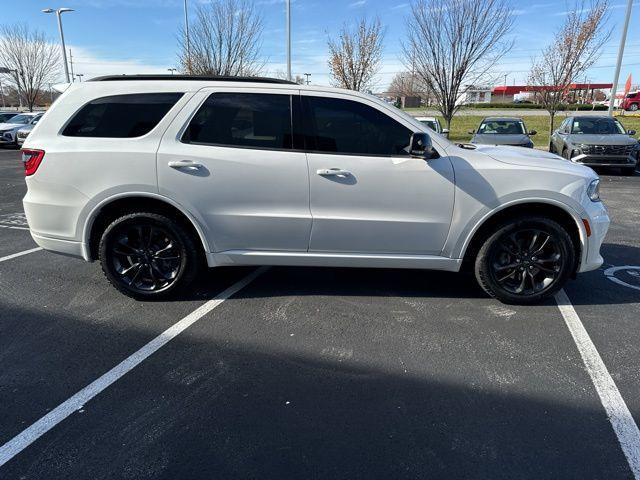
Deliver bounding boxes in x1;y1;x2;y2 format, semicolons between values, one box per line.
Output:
168;160;203;170
317;168;352;177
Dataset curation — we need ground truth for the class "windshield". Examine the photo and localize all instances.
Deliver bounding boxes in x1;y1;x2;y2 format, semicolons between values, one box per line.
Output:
420;120;438;131
0;113;18;123
477;119;526;135
9;114;34;125
571;118;626;135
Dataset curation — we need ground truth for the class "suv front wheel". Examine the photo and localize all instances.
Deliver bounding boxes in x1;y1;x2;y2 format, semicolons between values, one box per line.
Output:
98;212;200;300
474;217;576;304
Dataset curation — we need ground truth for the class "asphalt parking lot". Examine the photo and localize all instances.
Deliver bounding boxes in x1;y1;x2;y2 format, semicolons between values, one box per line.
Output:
1;148;639;479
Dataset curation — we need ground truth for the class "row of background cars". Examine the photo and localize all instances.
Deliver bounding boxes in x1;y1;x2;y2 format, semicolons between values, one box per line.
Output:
425;115;639;176
0;111;44;148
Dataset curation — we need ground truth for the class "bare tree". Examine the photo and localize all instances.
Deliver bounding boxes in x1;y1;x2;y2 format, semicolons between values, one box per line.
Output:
403;0;514;129
177;0;264;76
327;17;384;91
0;24;59;111
527;1;610;134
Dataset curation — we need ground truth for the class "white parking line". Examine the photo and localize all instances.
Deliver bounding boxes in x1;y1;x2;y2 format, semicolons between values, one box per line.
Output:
0;247;43;263
0;266;268;467
0;225;30;231
556;289;640;479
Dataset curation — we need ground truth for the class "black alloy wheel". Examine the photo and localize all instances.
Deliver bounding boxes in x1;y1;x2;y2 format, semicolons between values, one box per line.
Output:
99;212;200;299
475;217;575;304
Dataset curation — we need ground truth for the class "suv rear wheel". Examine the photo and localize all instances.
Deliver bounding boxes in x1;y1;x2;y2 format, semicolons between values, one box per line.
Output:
474;216;576;304
98;212;200;300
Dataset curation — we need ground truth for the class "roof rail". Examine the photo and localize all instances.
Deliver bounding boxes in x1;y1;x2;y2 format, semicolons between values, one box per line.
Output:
89;74;297;85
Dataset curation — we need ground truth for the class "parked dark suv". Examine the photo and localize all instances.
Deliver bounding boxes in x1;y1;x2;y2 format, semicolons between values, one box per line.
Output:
550;116;639;175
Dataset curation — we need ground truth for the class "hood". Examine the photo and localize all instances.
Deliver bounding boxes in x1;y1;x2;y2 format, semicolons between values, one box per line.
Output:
472;144;594;175
18;124;34;133
471;133;532;146
0;122;24;130
566;134;638;146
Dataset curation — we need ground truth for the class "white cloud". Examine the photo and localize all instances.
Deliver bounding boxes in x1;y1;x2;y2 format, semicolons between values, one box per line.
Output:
64;45;172;82
349;0;367;7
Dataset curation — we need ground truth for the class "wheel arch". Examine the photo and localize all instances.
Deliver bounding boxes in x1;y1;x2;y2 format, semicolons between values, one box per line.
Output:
83;193;211;261
459;200;585;274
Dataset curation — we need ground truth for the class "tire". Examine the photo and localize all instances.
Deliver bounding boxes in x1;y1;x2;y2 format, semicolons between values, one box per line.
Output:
562;147;571;160
630;103;639;112
474;216;576;305
99;212;201;300
549;142;555;154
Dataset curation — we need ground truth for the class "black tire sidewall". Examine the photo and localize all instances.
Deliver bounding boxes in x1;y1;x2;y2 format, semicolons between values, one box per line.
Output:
474;217;576;304
98;213;199;300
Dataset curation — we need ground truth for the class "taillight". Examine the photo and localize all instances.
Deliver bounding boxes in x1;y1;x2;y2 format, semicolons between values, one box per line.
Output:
21;149;45;176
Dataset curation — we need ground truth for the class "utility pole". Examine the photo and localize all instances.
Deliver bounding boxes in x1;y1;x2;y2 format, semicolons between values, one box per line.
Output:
0;78;5;108
304;73;311;85
286;0;291;81
609;0;633;116
184;0;191;74
69;49;75;81
503;74;507;101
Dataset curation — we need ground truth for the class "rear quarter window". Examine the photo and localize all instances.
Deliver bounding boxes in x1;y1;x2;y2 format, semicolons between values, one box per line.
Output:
62;93;183;138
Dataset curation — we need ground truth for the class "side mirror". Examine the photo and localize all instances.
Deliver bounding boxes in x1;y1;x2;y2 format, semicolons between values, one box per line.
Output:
628;129;636;135
529;130;537;136
409;132;435;159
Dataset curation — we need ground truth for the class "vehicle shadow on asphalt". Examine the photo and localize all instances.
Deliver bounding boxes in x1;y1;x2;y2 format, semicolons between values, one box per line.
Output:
184;243;640;306
0;304;633;479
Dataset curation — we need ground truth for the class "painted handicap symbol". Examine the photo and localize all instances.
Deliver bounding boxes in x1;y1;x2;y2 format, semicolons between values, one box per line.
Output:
604;266;640;292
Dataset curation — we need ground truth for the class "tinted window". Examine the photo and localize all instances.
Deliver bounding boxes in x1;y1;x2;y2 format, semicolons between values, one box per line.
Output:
478;120;526;135
183;93;292;149
62;93;182;138
0;113;18;123
571;118;626;135
303;96;412;156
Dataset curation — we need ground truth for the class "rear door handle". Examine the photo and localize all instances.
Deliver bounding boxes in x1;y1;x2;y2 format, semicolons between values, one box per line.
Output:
317;168;352;177
168;160;203;170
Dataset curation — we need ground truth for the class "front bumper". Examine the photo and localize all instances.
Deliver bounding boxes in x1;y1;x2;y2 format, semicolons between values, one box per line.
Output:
571;153;638;168
579;200;610;273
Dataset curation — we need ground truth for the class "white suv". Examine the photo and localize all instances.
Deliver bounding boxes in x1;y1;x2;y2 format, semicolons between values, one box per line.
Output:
22;75;609;304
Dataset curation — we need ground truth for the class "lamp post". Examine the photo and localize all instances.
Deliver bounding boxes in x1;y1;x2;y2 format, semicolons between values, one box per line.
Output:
183;0;191;74
42;8;74;83
168;68;177;75
286;0;291;81
0;67;23;109
75;73;83;82
609;0;633;116
0;78;5;108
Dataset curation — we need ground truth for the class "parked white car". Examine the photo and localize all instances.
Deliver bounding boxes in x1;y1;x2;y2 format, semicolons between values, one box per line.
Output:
415;116;449;136
22;75;609;304
0;112;41;148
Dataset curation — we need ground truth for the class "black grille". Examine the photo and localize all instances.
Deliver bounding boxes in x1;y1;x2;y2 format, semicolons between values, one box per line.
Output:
580;144;635;156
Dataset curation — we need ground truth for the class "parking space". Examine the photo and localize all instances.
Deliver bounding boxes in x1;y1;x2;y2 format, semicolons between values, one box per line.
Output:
1;148;639;478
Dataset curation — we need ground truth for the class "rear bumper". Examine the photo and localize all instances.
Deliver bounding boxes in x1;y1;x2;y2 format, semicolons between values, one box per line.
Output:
30;231;89;260
572;154;638;168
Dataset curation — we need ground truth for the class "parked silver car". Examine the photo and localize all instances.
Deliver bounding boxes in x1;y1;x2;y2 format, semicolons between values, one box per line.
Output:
550;116;639;175
0;112;41;148
469;117;536;148
16;113;44;147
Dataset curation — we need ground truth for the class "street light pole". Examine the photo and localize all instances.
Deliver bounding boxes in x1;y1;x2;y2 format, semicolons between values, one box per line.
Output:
184;0;191;74
43;8;74;84
286;0;291;81
168;68;177;75
0;78;5;108
609;0;633;116
304;73;311;85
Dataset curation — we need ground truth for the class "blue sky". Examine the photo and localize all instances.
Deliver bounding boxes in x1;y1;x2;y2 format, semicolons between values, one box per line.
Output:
3;0;640;90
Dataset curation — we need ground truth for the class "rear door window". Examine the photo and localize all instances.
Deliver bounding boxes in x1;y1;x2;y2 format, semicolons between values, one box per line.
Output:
182;92;293;150
62;93;183;138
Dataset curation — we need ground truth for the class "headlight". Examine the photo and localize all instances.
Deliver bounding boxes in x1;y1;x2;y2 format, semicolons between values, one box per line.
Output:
587;179;601;202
